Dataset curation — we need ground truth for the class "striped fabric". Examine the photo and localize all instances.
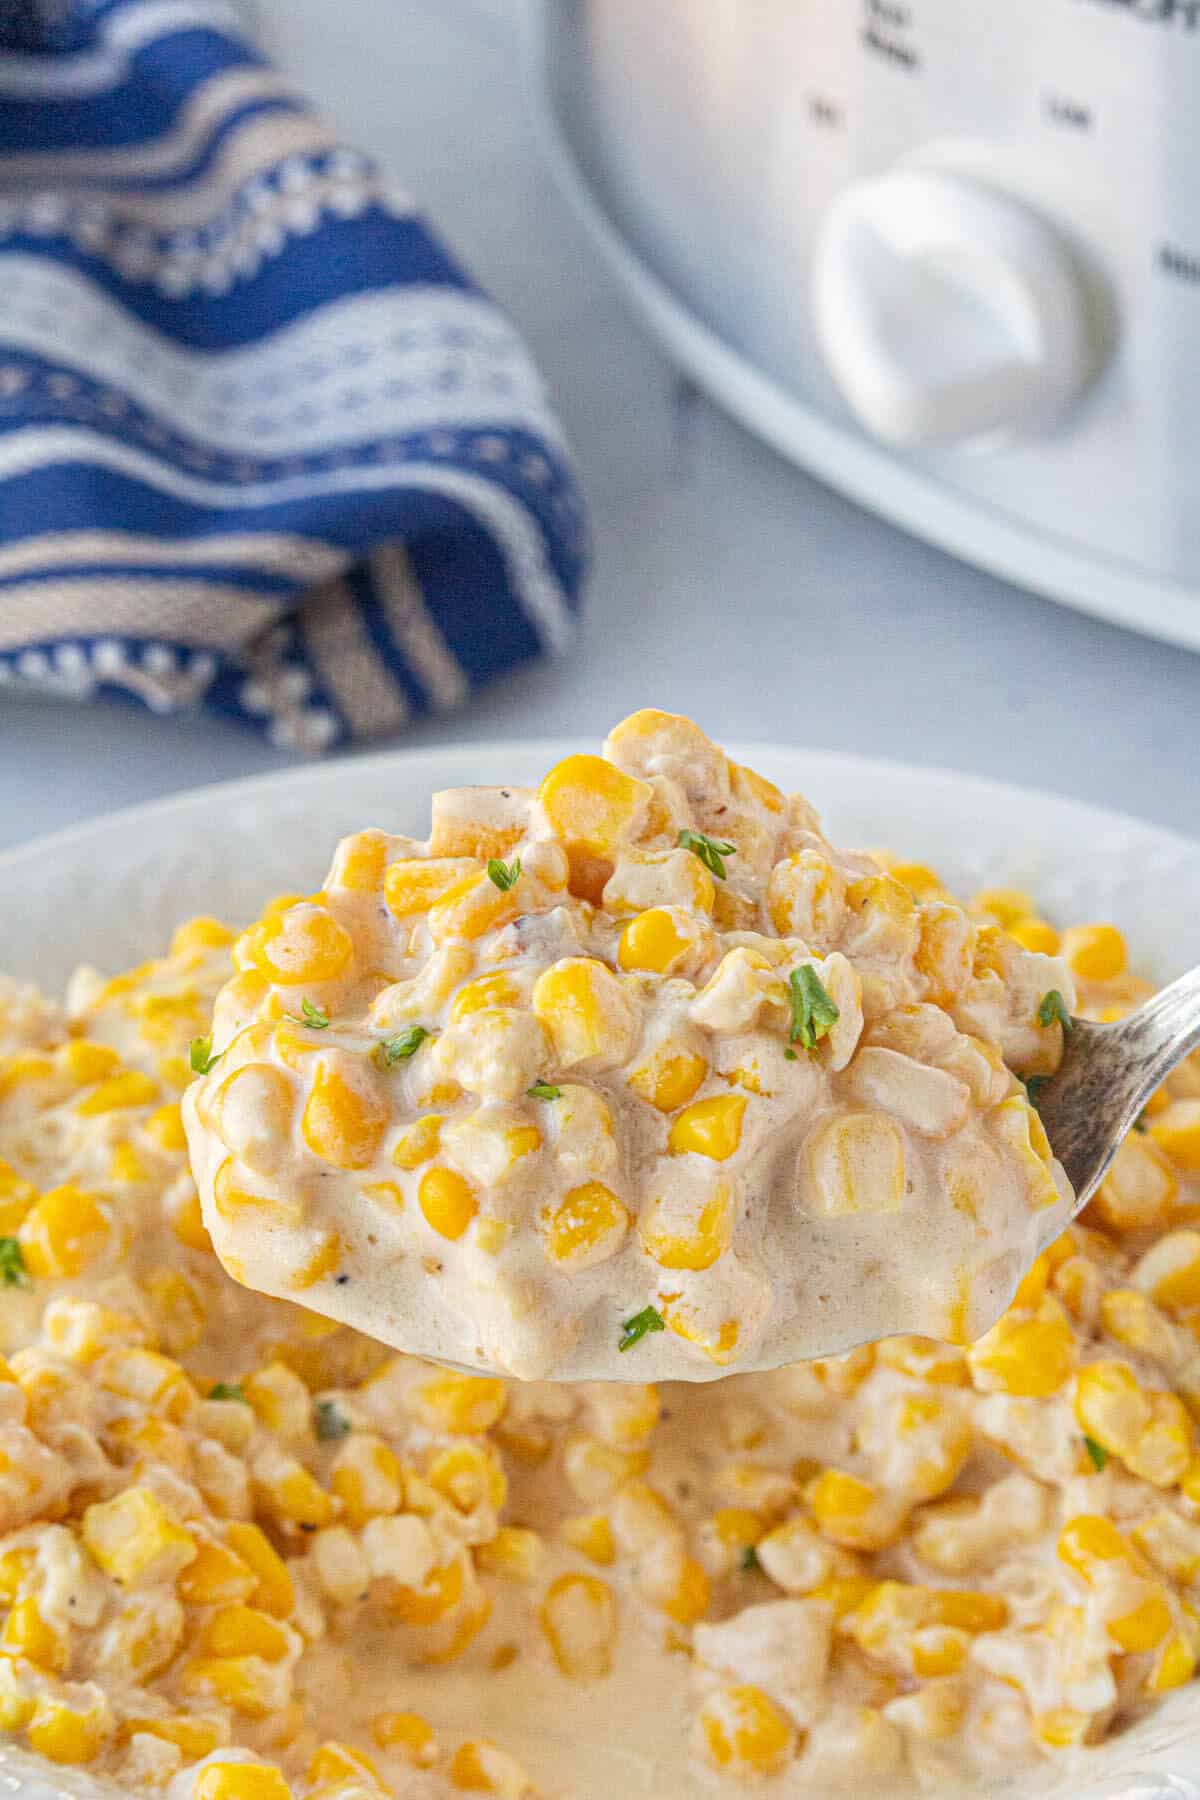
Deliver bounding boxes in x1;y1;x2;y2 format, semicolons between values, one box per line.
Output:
0;0;587;749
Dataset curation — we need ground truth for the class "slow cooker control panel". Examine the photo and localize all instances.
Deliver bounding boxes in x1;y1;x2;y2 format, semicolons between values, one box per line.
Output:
812;168;1096;448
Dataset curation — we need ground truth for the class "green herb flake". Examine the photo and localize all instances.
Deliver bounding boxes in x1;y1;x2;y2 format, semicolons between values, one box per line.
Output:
1021;1074;1049;1104
677;829;736;882
375;1025;432;1068
189;1034;222;1075
0;1238;29;1289
314;1400;351;1442
527;1082;562;1101
1037;989;1072;1032
739;1544;761;1573
788;965;840;1051
784;1048;798;1062
618;1306;666;1354
294;998;330;1030
1084;1436;1109;1472
487;857;522;892
208;1382;246;1403
1134;1111;1149;1135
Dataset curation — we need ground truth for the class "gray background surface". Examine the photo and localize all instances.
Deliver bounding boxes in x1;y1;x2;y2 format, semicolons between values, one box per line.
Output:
1;0;1194;851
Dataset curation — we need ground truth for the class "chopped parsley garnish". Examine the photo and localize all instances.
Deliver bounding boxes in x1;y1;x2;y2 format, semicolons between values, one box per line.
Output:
1084;1436;1109;1472
0;1238;29;1289
618;1306;666;1353
788;966;840;1050
314;1400;351;1441
677;829;736;882
739;1544;761;1573
1038;989;1072;1032
1134;1111;1149;1135
189;1034;222;1075
375;1025;432;1068
784;1048;798;1062
291;998;329;1030
487;857;522;892
527;1082;562;1101
1021;1074;1049;1104
208;1382;246;1403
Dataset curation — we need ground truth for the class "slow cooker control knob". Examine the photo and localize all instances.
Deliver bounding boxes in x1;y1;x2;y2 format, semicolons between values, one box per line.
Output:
812;168;1095;448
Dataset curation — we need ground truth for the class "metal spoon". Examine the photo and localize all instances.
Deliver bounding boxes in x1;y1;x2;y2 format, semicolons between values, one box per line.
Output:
1032;965;1200;1216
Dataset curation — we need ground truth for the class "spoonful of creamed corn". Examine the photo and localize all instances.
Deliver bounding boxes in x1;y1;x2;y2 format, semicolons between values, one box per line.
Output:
182;710;1169;1383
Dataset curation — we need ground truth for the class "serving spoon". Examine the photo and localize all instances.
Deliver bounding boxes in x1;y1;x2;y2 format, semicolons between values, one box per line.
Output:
1034;964;1200;1217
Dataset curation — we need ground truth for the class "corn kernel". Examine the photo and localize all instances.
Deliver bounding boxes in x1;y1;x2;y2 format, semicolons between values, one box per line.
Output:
699;1684;795;1775
195;1762;293;1800
180;1657;287;1720
543;1181;630;1269
306;1742;381;1788
617;908;695;976
1094;1134;1178;1232
562;1514;615;1565
640;1182;734;1272
1061;923;1127;982
386;1555;465;1625
968;1311;1076;1398
448;1739;531;1796
1;1595;67;1671
408;1371;506;1435
124;1716;227;1760
804;1112;905;1216
253;904;353;986
330;1436;404;1527
302;1063;387;1171
538;754;649;859
391;1114;443;1170
28;1692;112;1765
808;1469;903;1551
82;1487;196;1587
419;1166;478;1241
1150;1628;1198;1692
76;1070;158;1116
539;1572;616;1679
199;1605;291;1662
224;1523;295;1618
96;1347;196;1421
477;1527;542;1583
178;1537;257;1606
1150;1101;1200;1173
1008;917;1060;955
371;1710;438;1767
1109;1586;1174;1653
667;1094;746;1162
532;958;636;1069
19;1184;111;1278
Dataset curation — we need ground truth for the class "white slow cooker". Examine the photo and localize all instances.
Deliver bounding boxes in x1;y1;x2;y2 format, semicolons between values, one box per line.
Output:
530;0;1200;650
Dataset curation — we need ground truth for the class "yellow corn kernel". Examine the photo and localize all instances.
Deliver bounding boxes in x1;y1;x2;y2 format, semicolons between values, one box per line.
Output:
699;1684;795;1776
1109;1585;1174;1653
1035;1709;1091;1750
543;1181;630;1270
330;1437;403;1527
391;1114;444;1170
1135;1229;1200;1311
970;887;1037;927
289;1231;343;1291
811;1574;879;1619
107;1142;147;1185
254;1456;332;1532
931;1590;1008;1633
384;856;478;920
660;1298;740;1367
180;1657;285;1720
194;1764;292;1800
302;1064;387;1171
171;914;236;953
142;1269;206;1355
252;904;353;986
1058;1514;1136;1582
562;1514;615;1565
211;1157;303;1232
911;1627;967;1678
0;1596;67;1671
667;1094;746;1163
0;1547;34;1603
538;754;649;857
447;1739;531;1796
640;1182;734;1272
0;1161;35;1234
170;1181;213;1252
1094;1134;1178;1233
27;1693;111;1765
532;958;635;1069
59;1040;122;1085
1008;917;1060;955
1149;1101;1200;1173
1101;1288;1177;1362
329;830;390;893
96;1346;196;1420
123;1716;228;1760
224;1523;295;1618
178;1537;257;1606
419;1165;478;1241
429;1443;507;1517
408;1370;506;1435
386;1555;465;1626
1150;1627;1198;1692
877;1336;969;1387
804;1112;904;1216
539;1572;616;1680
628;1045;708;1114
241;1362;310;1438
808;1470;903;1551
1061;923;1127;982
477;1527;542;1584
1073;1360;1145;1457
968;1311;1076;1398
307;1743;381;1790
19;1184;111;1278
199;1605;290;1662
652;1553;710;1625
82;1487;196;1587
617;908;694;976
449;973;521;1022
75;1070;158;1116
371;1710;438;1767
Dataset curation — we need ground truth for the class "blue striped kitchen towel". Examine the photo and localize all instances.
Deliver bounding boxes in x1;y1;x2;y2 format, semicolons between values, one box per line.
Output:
0;0;587;749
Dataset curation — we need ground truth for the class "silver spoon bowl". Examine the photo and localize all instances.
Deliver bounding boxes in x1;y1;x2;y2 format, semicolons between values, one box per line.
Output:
1033;964;1200;1214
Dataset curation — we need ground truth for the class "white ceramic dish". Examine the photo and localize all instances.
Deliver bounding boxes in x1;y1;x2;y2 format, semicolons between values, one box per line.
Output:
3;737;1200;1800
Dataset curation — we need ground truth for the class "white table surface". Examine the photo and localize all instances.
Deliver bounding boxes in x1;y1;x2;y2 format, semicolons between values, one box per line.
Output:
1;0;1195;852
